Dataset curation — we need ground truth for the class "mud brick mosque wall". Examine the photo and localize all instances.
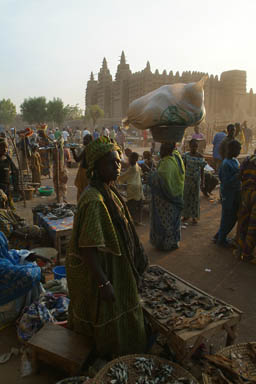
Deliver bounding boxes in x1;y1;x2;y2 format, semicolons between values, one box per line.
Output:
85;51;256;128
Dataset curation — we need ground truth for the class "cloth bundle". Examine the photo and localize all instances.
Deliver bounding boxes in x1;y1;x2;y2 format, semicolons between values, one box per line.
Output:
17;292;69;342
123;76;207;131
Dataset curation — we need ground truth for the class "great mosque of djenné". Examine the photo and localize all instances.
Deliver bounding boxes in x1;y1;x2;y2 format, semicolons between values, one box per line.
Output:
85;51;256;129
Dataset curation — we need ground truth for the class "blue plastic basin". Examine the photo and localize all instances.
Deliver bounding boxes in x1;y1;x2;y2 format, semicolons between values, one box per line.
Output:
53;266;66;280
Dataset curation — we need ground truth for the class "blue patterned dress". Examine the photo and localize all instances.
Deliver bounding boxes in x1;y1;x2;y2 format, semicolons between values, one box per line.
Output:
0;232;41;325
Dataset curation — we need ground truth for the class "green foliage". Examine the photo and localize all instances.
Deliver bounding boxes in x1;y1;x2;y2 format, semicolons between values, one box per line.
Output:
20;97;47;124
85;104;104;127
0;99;16;125
64;104;84;120
47;98;67;126
20;96;84;125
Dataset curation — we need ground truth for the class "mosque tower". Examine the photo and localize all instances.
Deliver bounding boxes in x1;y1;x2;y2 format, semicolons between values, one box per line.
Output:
97;57;113;118
113;51;132;118
85;72;98;109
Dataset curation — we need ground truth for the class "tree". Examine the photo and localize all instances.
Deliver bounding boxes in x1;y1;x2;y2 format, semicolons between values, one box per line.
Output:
20;97;48;124
47;98;67;126
85;104;104;128
0;99;16;126
64;104;84;120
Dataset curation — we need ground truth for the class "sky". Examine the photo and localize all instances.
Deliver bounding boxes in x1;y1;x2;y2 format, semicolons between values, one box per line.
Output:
1;0;256;112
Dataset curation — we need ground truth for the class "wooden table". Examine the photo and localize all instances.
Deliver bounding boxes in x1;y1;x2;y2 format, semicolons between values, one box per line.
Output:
33;212;73;264
141;266;243;362
28;323;91;375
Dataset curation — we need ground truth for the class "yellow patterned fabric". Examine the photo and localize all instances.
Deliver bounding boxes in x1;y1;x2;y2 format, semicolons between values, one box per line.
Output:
85;136;120;178
66;185;146;357
74;166;89;202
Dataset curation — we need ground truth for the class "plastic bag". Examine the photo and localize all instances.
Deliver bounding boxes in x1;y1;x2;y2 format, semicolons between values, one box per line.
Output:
123;76;207;130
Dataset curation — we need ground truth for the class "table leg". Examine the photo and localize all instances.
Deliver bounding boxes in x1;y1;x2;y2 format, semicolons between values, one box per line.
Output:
225;324;238;346
54;237;61;265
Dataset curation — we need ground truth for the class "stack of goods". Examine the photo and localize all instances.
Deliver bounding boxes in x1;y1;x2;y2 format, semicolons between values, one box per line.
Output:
122;77;207;143
93;354;199;384
140;266;234;331
202;343;256;383
33;203;76;220
17;292;69;342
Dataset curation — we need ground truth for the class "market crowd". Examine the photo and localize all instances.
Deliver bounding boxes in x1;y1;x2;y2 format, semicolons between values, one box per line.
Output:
0;120;255;359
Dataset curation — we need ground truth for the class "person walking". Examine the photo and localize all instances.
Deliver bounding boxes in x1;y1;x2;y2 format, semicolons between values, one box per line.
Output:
219;124;236;160
52;138;68;203
116;127;125;150
213;140;241;247
30;144;41;185
82;127;90;138
93;128;99;140
149;142;185;251
182;139;206;224
118;152;144;225
236;150;256;261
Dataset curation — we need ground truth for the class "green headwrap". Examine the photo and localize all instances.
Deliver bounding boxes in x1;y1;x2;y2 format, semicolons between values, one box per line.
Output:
86;136;120;178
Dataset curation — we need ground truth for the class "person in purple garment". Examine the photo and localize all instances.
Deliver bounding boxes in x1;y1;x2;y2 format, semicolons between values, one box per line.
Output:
212;129;227;170
192;125;204;140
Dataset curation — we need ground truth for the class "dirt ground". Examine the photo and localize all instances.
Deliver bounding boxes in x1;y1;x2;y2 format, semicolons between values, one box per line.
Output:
1;157;256;383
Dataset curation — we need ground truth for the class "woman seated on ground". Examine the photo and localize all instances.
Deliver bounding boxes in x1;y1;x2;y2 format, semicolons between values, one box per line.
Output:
201;171;219;198
236;149;256;262
118;152;144;225
71;134;93;201
0;232;42;326
149;142;185;251
0;189;49;249
66;137;148;358
182;139;207;224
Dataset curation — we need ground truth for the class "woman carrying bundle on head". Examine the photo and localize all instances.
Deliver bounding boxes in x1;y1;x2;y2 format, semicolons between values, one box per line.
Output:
149;142;185;251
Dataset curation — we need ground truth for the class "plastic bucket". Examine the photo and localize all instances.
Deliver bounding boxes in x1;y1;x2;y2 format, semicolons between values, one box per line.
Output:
24;188;35;200
53;266;66;280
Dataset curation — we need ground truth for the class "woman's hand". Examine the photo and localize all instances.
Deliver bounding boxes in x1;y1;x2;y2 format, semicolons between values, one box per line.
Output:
100;283;115;302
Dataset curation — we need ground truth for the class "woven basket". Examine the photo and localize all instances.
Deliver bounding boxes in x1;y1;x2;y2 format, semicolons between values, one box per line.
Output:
93;354;199;384
219;342;256;377
150;125;186;143
56;377;90;384
203;342;256;383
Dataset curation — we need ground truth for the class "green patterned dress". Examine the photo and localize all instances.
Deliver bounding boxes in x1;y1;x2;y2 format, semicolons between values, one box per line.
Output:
66;186;146;357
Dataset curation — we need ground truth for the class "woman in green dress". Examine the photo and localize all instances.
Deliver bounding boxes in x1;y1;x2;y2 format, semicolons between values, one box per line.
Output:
182;139;206;224
66;137;148;358
149;142;185;251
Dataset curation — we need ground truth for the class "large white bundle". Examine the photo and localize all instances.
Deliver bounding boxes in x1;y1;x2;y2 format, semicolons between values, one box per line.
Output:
123;76;207;130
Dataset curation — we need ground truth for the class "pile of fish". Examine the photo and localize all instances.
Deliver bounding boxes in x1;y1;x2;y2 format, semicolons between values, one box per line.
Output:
105;358;195;384
203;345;256;383
107;362;128;384
33;203;76;220
140;266;233;331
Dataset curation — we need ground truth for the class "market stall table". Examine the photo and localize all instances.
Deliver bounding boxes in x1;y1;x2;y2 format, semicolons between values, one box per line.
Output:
33;212;73;264
140;265;242;363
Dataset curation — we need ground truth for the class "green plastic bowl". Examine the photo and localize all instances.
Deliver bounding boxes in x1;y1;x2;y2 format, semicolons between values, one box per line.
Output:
38;186;54;196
